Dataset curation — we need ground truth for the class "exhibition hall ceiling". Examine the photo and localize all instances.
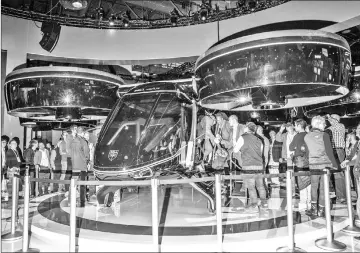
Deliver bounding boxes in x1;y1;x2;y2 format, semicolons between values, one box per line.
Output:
2;0;289;29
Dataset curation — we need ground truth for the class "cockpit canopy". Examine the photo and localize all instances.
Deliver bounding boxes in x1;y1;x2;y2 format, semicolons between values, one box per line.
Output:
94;90;192;172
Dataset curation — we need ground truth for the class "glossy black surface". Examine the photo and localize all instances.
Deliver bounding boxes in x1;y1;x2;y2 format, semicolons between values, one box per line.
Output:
304;73;360;118
196;31;351;110
4;67;123;120
37;194;303;236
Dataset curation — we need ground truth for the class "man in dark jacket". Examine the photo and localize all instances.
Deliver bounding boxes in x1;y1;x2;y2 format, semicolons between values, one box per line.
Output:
268;130;282;187
234;122;266;212
290;119;310;210
304;116;338;217
24;139;39;197
68;125;89;207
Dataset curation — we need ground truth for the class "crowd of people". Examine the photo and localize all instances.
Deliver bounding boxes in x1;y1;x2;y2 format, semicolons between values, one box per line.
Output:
1;112;360;217
197;112;360;216
1;125;95;207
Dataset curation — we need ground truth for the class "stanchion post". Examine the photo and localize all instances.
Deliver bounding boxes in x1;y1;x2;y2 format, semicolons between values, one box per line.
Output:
341;165;360;235
69;178;76;252
2;171;23;241
151;178;160;252
16;167;39;252
215;173;223;253
315;169;346;251
277;170;305;252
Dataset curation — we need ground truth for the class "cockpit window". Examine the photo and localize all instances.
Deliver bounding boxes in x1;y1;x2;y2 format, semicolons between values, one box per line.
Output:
95;92;191;169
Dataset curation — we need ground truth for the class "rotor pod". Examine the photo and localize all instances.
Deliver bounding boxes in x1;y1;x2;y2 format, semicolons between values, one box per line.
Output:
195;30;351;111
4;67;124;121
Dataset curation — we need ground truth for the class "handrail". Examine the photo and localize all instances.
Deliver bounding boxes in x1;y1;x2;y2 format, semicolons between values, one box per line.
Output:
27;169;343;186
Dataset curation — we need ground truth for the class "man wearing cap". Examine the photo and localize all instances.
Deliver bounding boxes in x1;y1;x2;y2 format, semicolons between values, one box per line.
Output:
325;114;346;203
234;122;266;211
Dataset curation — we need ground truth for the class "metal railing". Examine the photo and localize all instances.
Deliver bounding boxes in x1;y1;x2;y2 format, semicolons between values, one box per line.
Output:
3;166;360;252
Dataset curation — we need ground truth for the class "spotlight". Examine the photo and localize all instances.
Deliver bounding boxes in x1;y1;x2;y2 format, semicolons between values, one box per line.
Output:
238;95;250;103
109;14;116;26
200;7;208;21
122;18;129;27
63;94;72;104
170;8;179;26
122;11;131;27
351;88;360;100
248;0;257;11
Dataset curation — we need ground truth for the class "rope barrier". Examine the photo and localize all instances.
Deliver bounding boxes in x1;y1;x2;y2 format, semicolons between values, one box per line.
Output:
26;169;344;186
77;180;151;186
30;178;71;184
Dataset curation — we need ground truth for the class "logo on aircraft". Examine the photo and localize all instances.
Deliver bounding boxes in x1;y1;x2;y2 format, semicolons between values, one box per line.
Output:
108;150;119;161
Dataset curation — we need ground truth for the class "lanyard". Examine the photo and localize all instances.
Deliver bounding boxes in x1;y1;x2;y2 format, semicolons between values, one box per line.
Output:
12;149;21;163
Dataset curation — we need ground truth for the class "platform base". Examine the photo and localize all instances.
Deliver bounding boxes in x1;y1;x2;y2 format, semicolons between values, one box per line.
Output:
341;225;360;236
315;238;346;252
276;246;306;252
16;248;40;252
1;231;23;241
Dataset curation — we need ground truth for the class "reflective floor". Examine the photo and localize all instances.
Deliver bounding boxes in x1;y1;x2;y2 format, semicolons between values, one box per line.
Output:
2;183;360;252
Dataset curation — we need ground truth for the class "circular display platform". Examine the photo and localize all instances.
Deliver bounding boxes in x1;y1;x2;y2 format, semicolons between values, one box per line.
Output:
4;67;125;120
195;30;351;111
28;185;350;252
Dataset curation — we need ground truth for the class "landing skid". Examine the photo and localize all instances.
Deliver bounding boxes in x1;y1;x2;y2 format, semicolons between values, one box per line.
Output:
174;169;216;214
95;167;217;214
